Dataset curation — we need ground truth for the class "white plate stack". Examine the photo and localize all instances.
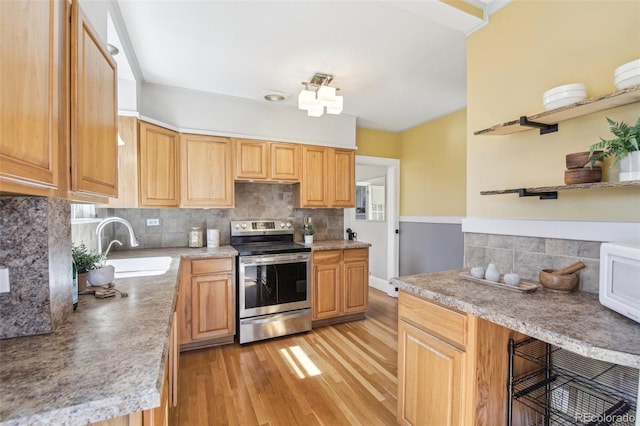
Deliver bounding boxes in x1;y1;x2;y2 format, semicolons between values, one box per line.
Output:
543;83;587;111
614;59;640;90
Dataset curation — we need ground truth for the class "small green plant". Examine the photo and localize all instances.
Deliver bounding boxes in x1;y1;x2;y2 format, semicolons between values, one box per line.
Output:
589;117;640;168
72;243;104;273
302;217;316;236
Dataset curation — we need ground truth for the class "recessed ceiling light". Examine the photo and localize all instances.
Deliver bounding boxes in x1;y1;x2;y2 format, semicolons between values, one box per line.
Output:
263;90;289;102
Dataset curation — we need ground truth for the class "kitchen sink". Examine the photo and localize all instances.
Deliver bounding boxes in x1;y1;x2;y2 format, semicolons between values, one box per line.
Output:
105;256;172;279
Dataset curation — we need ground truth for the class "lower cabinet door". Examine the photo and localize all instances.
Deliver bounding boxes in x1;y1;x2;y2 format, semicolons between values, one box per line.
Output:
342;260;368;314
398;320;466;426
312;263;341;320
191;273;235;340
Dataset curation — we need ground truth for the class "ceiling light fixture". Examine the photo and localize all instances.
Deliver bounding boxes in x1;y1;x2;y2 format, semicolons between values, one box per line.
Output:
298;73;343;117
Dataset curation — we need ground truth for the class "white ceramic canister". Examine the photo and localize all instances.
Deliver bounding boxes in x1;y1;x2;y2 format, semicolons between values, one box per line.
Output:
207;229;220;248
485;263;501;282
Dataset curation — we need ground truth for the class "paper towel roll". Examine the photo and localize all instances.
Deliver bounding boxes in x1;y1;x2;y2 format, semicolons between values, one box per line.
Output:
207;229;219;248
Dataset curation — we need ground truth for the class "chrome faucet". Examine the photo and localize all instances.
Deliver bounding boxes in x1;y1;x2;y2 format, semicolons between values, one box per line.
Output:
96;217;140;255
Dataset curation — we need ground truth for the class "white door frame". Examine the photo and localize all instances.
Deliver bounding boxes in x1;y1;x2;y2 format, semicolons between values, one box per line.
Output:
350;155;400;295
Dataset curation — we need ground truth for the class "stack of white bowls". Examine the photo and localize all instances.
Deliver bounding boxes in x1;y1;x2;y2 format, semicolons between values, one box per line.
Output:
614;59;640;90
543;83;587;111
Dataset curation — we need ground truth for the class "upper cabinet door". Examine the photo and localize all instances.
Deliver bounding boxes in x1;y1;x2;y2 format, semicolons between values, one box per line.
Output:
180;134;234;208
299;145;329;207
0;0;64;194
139;121;180;207
235;139;268;180
271;142;300;182
70;0;118;197
330;148;355;207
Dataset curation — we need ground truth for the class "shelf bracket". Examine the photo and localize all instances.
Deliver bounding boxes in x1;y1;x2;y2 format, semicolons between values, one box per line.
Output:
519;116;558;135
517;188;558;200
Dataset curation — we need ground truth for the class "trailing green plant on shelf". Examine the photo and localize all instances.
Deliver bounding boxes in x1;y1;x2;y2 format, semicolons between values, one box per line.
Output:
302;217;316;236
72;243;105;274
589;117;640;168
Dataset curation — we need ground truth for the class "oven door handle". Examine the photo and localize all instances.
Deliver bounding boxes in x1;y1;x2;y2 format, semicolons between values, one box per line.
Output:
241;309;310;324
241;254;310;265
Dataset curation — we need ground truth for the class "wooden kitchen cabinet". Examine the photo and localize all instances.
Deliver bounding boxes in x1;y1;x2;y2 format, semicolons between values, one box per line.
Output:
312;248;369;324
70;0;118;197
298;145;329;207
0;0;65;196
398;291;518;426
270;142;301;181
296;145;355;208
138;121;180;207
234;139;301;182
329;148;355;207
235;139;268;180
342;248;369;313
177;257;235;350
103;116;139;208
312;250;342;320
180;134;234;208
1;0;117;201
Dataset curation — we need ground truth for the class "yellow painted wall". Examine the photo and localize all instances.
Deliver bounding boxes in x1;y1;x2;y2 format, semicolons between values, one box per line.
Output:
399;109;467;216
355;128;400;158
467;1;640;221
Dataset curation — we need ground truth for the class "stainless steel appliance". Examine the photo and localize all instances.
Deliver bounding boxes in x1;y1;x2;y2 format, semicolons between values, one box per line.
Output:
231;220;312;344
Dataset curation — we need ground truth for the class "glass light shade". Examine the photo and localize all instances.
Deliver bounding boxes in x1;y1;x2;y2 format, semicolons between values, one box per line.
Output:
326;95;343;115
317;85;336;106
307;104;324;117
298;89;317;109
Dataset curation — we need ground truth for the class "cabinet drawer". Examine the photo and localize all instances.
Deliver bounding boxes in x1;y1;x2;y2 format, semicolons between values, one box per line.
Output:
343;248;368;262
313;250;342;264
399;291;468;348
191;257;233;275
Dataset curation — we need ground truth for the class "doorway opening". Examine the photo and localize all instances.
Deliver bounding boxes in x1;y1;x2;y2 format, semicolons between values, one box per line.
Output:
344;155;399;297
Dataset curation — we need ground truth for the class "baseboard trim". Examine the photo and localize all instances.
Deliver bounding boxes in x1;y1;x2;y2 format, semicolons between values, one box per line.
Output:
369;275;399;298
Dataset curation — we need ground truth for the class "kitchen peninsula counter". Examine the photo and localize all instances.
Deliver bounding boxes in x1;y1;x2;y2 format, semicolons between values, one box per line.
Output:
0;246;236;426
391;269;640;369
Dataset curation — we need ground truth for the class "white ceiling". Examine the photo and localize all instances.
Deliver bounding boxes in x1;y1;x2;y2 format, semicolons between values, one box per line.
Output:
115;1;508;132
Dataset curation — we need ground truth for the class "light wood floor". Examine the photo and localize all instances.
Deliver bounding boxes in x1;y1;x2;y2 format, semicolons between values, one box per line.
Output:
170;288;398;426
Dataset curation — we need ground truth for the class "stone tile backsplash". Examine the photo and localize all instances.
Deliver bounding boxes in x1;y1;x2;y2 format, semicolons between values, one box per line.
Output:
464;233;601;293
74;182;344;252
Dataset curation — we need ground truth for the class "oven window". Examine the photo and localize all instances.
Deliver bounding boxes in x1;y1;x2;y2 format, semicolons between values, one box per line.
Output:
243;262;308;309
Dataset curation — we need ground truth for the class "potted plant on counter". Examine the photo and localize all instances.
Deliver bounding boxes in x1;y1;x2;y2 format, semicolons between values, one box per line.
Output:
589;117;640;181
303;217;316;245
72;243;105;291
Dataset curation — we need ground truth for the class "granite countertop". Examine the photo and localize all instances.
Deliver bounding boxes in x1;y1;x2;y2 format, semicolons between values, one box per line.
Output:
0;246;237;426
391;269;640;369
309;239;371;250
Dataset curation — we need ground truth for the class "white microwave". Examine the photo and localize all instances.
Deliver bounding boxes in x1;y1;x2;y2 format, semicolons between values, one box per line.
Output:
599;243;640;323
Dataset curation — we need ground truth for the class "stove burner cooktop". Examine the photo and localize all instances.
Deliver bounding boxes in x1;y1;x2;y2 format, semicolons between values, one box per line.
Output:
232;242;310;256
230;219;310;256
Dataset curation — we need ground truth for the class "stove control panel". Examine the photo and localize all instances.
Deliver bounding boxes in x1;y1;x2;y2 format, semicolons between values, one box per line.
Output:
231;220;294;236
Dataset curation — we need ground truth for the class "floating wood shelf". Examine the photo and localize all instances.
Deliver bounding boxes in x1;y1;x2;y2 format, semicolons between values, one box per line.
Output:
474;84;640;136
480;180;640;200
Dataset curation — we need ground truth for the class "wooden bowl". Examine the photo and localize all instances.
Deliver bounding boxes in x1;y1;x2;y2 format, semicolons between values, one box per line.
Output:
564;168;601;185
566;151;601;169
538;269;579;293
